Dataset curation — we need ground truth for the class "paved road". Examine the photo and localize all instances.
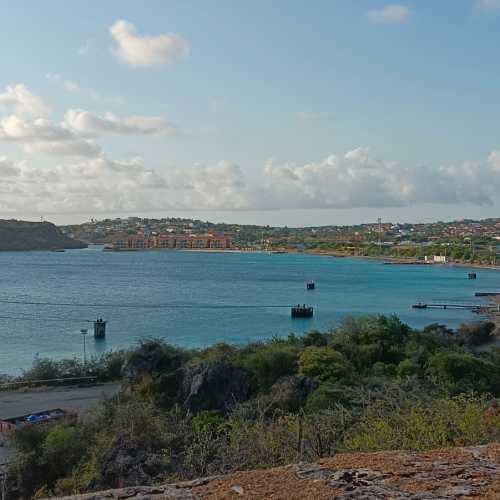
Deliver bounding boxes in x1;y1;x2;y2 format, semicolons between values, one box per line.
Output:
0;383;120;420
0;383;120;464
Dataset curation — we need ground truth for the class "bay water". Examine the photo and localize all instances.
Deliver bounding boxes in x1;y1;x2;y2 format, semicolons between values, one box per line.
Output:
0;248;498;374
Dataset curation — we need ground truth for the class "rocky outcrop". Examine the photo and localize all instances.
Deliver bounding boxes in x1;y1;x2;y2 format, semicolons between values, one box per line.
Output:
122;341;186;380
92;437;169;491
52;443;500;499
269;375;318;411
181;361;251;415
0;220;86;250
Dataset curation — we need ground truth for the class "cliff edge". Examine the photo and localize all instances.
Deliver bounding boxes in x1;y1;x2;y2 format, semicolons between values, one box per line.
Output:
0;220;87;250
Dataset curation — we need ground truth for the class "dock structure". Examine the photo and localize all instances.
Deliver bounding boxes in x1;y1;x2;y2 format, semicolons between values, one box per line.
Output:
291;305;314;318
93;318;107;339
475;292;500;297
412;302;488;312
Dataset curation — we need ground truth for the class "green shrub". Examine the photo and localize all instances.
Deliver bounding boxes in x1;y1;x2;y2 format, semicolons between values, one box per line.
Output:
344;395;500;452
427;351;500;395
241;342;299;391
299;346;352;383
304;382;354;412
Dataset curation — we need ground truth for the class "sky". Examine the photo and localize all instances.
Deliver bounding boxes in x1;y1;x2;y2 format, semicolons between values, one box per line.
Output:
1;0;500;226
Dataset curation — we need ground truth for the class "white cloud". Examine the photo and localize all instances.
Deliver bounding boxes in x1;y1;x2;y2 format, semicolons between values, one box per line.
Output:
259;149;498;209
0;115;101;158
366;4;412;24
64;109;176;136
478;0;500;8
46;73;123;105
109;19;190;67
0;156;248;214
0;84;49;117
1;148;500;215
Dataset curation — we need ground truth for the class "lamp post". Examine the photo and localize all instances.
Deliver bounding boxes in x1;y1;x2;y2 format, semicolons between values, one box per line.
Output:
80;328;88;369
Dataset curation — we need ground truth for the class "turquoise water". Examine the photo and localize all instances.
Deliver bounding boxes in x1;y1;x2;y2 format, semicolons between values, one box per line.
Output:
0;248;498;374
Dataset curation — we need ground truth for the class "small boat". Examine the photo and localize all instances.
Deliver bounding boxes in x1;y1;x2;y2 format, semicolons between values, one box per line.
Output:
51;249;65;252
291;305;314;318
468;272;477;280
412;302;427;309
306;281;315;290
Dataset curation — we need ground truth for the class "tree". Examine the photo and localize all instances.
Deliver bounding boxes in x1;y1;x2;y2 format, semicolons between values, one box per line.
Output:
242;343;299;391
427;351;500;394
298;346;352;383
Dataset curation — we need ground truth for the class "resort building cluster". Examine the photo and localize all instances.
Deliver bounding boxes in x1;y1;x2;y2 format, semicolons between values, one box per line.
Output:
111;232;232;250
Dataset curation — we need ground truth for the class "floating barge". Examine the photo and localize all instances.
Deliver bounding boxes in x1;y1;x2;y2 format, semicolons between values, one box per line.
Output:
291;305;314;318
468;272;477;280
306;281;316;290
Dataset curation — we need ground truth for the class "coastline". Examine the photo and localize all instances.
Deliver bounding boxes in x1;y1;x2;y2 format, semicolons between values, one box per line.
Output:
101;245;500;271
300;249;500;271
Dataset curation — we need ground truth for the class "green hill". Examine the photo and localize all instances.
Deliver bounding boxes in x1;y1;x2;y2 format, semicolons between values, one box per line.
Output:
0;220;87;250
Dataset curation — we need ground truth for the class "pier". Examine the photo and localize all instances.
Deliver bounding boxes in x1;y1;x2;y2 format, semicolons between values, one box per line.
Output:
412;302;487;312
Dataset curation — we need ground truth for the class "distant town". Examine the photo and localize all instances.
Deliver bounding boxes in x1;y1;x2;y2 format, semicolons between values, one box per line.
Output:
59;216;500;264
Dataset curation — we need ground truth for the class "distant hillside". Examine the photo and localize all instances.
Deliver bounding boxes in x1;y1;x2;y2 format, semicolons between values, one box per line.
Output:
0;220;87;250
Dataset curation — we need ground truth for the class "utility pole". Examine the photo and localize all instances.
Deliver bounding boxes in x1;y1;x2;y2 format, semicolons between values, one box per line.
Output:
377;218;382;247
81;328;88;369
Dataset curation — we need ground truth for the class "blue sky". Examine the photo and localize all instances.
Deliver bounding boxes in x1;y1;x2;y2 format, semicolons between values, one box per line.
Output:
1;0;500;226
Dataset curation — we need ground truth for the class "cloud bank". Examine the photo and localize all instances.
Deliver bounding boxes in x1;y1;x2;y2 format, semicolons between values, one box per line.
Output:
1;148;500;215
0;115;101;157
0;84;175;158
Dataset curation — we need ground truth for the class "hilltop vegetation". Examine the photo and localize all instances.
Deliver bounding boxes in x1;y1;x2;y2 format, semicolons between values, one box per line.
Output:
61;216;500;264
5;316;500;498
0;220;86;251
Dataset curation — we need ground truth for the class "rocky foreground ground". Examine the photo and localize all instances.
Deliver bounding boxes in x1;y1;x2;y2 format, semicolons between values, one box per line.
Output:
56;443;500;499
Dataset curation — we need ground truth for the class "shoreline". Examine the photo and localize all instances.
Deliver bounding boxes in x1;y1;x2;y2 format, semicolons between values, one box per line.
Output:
300;249;500;271
100;245;500;271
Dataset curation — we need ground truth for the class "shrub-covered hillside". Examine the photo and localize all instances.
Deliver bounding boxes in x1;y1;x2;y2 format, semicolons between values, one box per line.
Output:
5;315;500;498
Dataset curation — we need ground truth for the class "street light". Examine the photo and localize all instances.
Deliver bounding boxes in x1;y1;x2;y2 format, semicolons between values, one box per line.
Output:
80;328;89;368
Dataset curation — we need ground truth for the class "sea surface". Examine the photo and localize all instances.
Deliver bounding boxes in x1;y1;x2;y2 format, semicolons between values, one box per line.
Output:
0;248;498;375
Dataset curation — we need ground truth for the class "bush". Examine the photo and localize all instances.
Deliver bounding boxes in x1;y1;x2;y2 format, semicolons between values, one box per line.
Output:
299;346;353;383
304;382;354;412
9;422;87;498
427;351;500;395
344;394;500;452
241;342;299;391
